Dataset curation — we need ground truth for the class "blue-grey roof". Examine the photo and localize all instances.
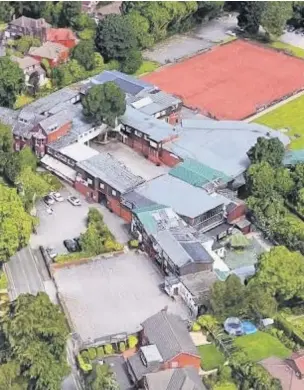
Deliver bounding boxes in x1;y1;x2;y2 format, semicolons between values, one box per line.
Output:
120;106;177;142
76;153;145;194
283;149;304;166
128;91;181;116
125;174;225;219
164;120;290;178
84;70;155;96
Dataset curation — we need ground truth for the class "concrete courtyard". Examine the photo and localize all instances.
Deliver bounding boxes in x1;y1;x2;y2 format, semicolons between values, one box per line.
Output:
54;252;189;344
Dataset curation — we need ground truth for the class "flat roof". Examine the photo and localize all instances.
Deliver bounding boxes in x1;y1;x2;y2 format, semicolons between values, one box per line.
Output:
60;143;99;162
76;153;145;194
54;253;189;344
180;271;218;302
41;154;76;182
144;40;304;120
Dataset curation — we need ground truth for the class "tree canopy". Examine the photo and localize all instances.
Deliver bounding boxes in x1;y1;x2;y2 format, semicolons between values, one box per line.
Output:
82;82;126;127
120;49;142;74
0;58;24;108
72;40;96;71
247;137;285;167
1;293;70;390
86;363;118;390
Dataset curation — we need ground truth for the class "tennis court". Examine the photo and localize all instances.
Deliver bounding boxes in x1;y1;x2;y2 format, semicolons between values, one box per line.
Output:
143;40;304;120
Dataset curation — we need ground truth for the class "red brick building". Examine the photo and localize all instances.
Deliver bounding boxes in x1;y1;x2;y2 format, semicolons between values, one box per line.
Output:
127;310;200;386
29;42;69;68
46;28;77;49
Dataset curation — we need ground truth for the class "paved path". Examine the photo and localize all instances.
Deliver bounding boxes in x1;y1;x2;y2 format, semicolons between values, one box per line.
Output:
244;89;304;122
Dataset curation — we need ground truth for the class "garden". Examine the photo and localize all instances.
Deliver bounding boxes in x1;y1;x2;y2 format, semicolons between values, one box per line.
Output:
198;344;225;371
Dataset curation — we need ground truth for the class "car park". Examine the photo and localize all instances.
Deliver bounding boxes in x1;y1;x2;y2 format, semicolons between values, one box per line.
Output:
50;192;64;202
68;196;81;206
44;195;55;206
63;239;78;252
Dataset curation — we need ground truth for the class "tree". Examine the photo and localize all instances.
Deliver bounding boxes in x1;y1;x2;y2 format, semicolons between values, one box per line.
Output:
86;364;118;390
41;58;51;78
196;1;225;21
95;14;138;61
72;40;95;71
237;1;266;34
0;2;13;23
252;246;304;302
0;185;32;260
210;275;245;318
274;167;294;197
71;12;96;31
0;123;13;154
244;284;278;318
0;361;27;390
59;1;81;27
4;146;37;183
2;293;70;390
247;137;285;167
125;11;154;49
28;71;40;97
261;1;293;39
0;58;24;108
120;49;142;74
15;36;41;54
246;162;277;198
82;82;126;127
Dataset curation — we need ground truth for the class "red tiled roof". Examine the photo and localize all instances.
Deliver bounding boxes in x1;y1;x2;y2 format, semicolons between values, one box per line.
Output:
46;28;76;42
291;351;304;374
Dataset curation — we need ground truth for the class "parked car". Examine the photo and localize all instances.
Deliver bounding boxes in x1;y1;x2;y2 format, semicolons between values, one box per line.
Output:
50;192;64;202
73;237;81;251
46;247;57;259
44;195;55;206
46;207;53;215
68;196;81;206
63;239;78;252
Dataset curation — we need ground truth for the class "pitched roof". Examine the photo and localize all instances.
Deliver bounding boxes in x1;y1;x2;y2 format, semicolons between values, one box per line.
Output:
39;109;73;133
11;55;40;70
76;153;145;194
46;28;77;42
10;16;50;29
289;351;304;375
142;310;199;361
128;91;181;116
145;367;206;390
29;42;67;60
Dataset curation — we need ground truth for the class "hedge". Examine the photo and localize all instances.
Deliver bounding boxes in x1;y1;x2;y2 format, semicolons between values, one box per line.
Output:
97;346;104;359
88;347;97;360
119;342;126;352
104;344;113;355
77;354;92;373
275;314;304;346
128;335;138;349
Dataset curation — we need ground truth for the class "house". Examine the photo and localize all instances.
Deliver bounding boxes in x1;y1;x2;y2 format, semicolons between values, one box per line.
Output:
11;56;45;86
164;271;218;317
286;351;304;380
260;355;304;390
143;367;207;390
6;16;50;40
82;1;99;14
46;28;77;49
126;310;200;385
75;153;145;220
29;42;69;68
95;1;122;19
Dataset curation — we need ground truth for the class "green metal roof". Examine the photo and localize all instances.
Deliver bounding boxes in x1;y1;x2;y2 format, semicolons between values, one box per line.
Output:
283;150;304;166
169;158;231;187
133;204;168;235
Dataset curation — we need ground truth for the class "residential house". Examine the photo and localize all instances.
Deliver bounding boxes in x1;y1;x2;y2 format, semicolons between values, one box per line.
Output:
46;28;77;49
6;16;50;40
143;367;207;390
29;42;69;68
82;1;99;14
75;153;145;221
11;56;45;86
95;1;122;19
260;355;304;390
286;351;304;380
127;310;200;385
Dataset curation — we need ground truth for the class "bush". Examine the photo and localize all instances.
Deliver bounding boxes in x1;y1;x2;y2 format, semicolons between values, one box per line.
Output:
80;350;89;361
104;344;113;355
96;346;104;359
88;347;97;360
128;335;138;349
88;208;103;225
55;251;92;264
120;49;143;74
128;239;139;249
105;59;120;71
0;272;8;290
77;354;92;373
192;322;201;332
119;342;126;352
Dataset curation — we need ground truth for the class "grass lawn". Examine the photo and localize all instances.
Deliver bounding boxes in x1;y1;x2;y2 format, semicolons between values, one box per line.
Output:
198;344;226;371
214;383;238;390
14;94;35;109
0;272;8;290
270;41;304;59
234;331;291;362
253;94;304;150
135;60;159;76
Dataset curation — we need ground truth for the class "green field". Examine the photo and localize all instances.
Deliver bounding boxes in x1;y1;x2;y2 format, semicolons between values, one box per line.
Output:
135;60;159;76
234;331;291;362
270;41;304;59
198;344;226;371
254;94;304;150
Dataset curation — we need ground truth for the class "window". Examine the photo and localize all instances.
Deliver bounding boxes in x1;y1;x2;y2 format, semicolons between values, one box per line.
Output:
99;182;105;189
87;178;93;185
171;362;179;368
15;143;20;151
112;190;117;196
134;130;142;138
149;140;157;148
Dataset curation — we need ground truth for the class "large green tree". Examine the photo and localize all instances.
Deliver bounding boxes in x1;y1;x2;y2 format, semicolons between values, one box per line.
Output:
125;11;154;49
86;363;118;390
252;246;304;303
0;2;13;22
196;1;224;21
261;1;293;38
82;82;126;127
246;162;277;198
4;146;36;184
237;1;266;34
59;1;81;27
72;40;96;71
2;293;70;390
0;58;24;108
95;14;138;62
247;137;285;167
0;185;32;260
0;361;27;390
120;49;142;74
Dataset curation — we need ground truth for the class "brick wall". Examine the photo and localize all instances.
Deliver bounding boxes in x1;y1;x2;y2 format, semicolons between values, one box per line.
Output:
227;203;247;224
107;196;132;223
46;122;72;143
75;180;99;201
159;149;182;167
164;353;201;371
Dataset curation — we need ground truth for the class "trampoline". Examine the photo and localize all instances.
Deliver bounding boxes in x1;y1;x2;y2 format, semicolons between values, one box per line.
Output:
242;321;258;335
224;317;243;336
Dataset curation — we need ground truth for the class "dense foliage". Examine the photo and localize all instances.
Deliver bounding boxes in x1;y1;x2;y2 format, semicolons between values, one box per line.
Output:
0;57;24;108
247;137;285;167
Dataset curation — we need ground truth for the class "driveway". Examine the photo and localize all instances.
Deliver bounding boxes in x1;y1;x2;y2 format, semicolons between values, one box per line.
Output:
30;186;130;255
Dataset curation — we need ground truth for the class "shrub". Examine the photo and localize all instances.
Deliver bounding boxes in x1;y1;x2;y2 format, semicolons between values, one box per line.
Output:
0;272;8;290
96;346;104;359
192;322;201;332
104;344;113;355
128;239;139;249
105;59;120;71
128;335;138;349
88;208;103;225
119;342;126;353
88;347;97;360
77;354;92;373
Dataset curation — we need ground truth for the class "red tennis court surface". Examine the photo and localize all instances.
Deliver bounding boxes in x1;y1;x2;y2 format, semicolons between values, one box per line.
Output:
143;40;304;120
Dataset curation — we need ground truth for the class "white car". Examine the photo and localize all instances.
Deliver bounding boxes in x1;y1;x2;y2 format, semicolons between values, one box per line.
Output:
46;207;53;215
68;196;81;206
50;191;64;202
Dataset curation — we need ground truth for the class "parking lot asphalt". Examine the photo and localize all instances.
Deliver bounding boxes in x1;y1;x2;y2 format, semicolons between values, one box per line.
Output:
54;251;189;344
30;186;130;256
